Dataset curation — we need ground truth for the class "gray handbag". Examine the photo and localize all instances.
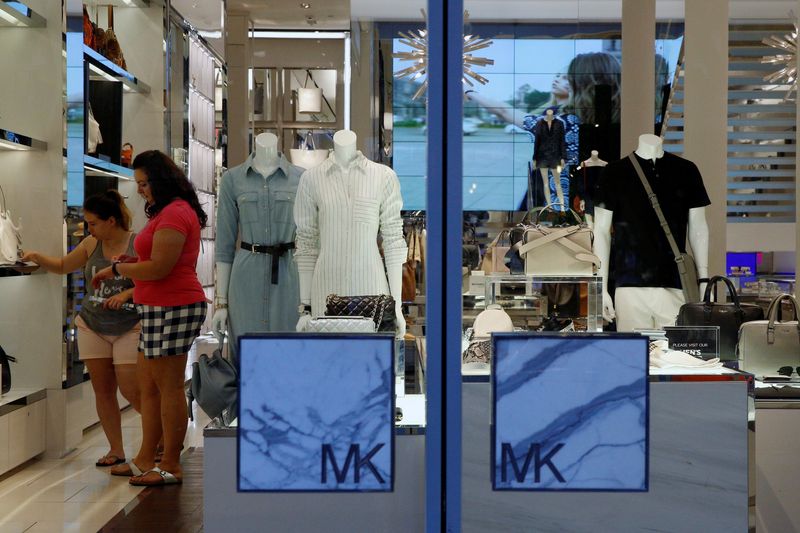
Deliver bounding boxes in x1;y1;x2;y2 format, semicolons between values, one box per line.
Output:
305;316;377;333
737;293;800;378
187;334;237;422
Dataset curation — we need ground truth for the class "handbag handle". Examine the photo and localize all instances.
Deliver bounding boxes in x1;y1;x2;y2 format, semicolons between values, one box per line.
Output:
765;293;800;344
299;131;316;151
534;202;583;226
0;184;6;213
703;275;742;308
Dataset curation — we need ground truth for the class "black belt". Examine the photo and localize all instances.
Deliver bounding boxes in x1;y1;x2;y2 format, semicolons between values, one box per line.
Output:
241;241;295;284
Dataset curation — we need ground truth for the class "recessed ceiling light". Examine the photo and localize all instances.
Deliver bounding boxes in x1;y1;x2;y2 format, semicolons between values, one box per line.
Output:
300;3;311;9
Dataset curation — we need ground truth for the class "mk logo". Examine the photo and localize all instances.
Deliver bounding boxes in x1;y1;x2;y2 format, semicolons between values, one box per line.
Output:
500;442;566;483
321;443;386;484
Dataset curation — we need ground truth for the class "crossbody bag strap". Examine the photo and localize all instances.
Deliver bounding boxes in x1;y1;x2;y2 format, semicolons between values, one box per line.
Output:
628;153;683;262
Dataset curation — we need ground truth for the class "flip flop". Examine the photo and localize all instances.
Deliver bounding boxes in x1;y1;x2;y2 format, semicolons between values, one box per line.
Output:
110;461;144;477
96;454;126;467
129;466;182;486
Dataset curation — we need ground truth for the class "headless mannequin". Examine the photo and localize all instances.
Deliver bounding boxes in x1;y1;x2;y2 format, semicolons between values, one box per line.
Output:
594;134;709;329
212;132;280;342
535;109;565;207
581;150;607;226
296;129;406;338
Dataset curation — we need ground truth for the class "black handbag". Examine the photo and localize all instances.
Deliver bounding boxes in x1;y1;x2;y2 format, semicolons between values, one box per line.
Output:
1;344;16;394
676;275;764;360
325;294;397;333
462;227;481;271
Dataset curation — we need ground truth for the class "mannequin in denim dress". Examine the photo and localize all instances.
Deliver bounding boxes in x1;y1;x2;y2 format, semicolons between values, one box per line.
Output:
212;133;304;357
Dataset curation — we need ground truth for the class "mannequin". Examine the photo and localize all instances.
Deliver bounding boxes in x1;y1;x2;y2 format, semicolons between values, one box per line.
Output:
594;133;709;330
212;132;303;353
294;129;407;338
579;150;607;226
584;150;607;167
533;109;567;208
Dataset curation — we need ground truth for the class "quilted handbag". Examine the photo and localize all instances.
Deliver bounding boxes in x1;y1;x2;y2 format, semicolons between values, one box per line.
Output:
305;316;377;333
0;186;22;266
517;206;599;276
737;293;800;378
676;275;764;360
1;344;16;395
325;294;397;333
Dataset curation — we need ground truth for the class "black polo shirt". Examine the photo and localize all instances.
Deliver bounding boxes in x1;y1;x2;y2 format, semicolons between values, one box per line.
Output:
595;152;711;289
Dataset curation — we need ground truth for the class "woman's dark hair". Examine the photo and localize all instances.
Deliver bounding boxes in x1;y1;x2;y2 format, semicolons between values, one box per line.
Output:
83;190;132;231
565;52;621;125
132;150;207;227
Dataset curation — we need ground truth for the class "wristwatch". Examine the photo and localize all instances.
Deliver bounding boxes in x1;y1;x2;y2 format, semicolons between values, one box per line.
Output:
298;303;312;315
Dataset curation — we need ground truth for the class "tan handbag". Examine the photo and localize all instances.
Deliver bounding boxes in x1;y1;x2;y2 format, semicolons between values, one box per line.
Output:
517;206;599;276
737;293;800;378
481;230;510;274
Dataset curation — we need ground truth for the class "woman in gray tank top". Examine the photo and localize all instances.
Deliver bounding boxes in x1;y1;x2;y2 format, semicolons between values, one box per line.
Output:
22;191;141;467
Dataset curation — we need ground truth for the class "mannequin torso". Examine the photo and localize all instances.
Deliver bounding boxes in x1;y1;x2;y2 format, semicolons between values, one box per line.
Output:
252;132;280;178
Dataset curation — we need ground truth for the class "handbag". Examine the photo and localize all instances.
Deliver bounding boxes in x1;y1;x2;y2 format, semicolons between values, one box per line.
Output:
83;6;95;48
121;143;133;167
481;230;510;274
628;154;700;303
305;316;377;333
104;7;127;70
1;344;16;395
325;294;397;333
187;334;237;422
462;226;481;271
737;293;800;378
402;228;418;303
676;275;764;360
87;106;103;154
517;204;599;276
289;131;329;169
0;185;22;266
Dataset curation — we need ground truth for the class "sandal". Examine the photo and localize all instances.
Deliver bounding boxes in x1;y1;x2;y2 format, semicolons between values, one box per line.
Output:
96;454;126;467
129;466;182;486
110;461;144;477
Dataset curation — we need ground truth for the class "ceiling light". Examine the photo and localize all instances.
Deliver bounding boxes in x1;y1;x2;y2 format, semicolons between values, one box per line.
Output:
300;3;311;8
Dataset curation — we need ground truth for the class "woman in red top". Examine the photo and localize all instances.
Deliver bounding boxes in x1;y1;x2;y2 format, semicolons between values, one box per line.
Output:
93;150;207;486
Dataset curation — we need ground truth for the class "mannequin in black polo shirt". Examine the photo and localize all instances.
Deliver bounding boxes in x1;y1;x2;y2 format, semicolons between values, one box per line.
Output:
593;134;710;331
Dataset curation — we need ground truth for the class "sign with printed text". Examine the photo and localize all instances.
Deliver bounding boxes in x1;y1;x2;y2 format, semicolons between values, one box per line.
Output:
664;326;720;360
238;334;395;492
492;333;649;492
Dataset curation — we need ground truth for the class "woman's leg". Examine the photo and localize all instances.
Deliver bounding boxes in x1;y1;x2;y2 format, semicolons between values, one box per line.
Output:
112;326;142;413
133;354;188;481
132;351;162;472
84;358;125;463
539;167;551;206
114;363;140;412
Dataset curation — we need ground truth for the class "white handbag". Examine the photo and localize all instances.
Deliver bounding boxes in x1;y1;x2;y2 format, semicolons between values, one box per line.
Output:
305;316;377;333
737;293;800;378
290;131;329;170
87;106;103;154
0;186;22;265
517;205;599;276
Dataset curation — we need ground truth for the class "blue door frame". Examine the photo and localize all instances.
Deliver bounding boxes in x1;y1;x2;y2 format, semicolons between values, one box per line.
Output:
425;1;464;531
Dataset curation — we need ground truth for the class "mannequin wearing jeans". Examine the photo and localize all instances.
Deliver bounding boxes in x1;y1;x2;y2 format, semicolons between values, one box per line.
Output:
594;134;710;331
294;129;407;338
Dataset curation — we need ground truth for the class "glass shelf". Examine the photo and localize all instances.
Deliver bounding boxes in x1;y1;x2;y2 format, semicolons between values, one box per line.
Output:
84;45;151;94
0;127;47;151
0;262;40;277
84;155;134;180
0;1;45;27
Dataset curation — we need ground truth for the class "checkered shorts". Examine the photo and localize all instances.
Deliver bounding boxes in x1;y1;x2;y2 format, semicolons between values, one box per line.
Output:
137;301;207;358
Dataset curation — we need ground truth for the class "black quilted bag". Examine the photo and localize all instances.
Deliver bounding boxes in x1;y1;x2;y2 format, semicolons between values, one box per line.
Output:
325;294;397;333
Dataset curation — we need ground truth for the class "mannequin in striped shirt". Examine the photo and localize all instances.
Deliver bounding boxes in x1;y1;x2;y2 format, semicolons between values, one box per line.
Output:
294;130;407;337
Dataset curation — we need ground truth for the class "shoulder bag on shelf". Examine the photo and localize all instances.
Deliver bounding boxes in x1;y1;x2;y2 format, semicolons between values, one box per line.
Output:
402;228;418;303
1;344;16;395
462;226;482;271
0;185;22;266
305;316;377;334
325;294;397;333
628;153;700;303
737;293;800;378
481;230;511;274
187;334;237;423
676;275;764;360
104;7;127;70
517;204;599;276
290;131;329;170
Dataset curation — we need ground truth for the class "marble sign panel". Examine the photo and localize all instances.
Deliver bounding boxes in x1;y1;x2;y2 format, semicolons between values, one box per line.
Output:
238;334;395;492
492;333;649;491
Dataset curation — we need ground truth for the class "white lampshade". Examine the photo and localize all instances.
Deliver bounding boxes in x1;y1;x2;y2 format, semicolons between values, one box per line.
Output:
297;88;322;113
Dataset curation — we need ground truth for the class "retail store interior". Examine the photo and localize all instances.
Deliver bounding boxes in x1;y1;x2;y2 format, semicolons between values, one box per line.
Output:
0;0;799;531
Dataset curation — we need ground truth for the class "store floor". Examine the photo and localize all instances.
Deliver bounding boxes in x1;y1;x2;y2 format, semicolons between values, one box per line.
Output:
0;407;209;533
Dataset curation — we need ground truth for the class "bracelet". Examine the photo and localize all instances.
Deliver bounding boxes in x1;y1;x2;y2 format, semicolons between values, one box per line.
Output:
111;261;120;276
215;303;228;310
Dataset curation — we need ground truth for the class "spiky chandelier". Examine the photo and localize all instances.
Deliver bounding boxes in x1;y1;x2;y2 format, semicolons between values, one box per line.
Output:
761;21;799;101
393;10;494;101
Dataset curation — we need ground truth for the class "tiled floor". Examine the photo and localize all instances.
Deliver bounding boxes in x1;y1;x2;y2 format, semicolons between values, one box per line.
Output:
0;407;209;533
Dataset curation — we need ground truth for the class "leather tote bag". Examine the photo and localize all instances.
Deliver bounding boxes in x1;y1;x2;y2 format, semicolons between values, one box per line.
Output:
518;205;599;276
677;275;764;360
0;186;22;266
737;293;800;378
187;335;237;422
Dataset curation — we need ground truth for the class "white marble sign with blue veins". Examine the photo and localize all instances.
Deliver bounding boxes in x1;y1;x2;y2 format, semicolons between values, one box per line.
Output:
493;334;649;491
238;335;394;492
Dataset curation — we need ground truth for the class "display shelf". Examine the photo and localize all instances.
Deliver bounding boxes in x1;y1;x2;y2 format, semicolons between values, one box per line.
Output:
84;154;134;180
84;45;150;94
0;1;45;28
0;388;46;415
189;84;214;105
0;262;40;277
0;127;47;151
82;0;150;8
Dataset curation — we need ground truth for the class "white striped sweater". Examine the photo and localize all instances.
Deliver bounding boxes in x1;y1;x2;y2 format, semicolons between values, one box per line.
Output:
294;152;408;315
